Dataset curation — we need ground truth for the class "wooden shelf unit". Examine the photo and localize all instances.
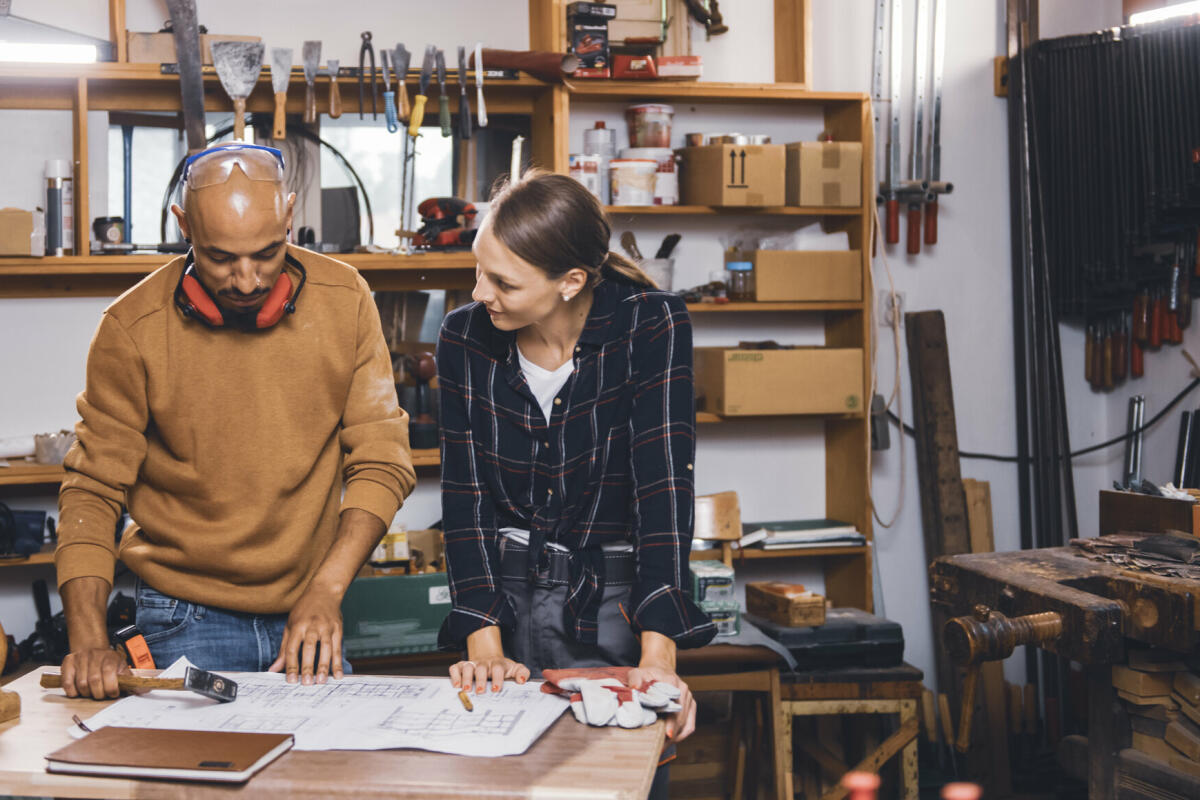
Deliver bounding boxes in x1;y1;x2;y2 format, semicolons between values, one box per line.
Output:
691;544;867;562
605;205;860;217
0;1;870;611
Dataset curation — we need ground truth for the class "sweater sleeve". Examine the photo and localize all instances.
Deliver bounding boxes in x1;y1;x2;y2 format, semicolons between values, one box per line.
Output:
56;312;149;589
339;278;417;525
627;296;716;649
435;311;516;650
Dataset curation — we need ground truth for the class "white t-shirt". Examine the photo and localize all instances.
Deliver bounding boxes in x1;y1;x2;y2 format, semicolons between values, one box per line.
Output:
517;346;574;424
502;346;633;553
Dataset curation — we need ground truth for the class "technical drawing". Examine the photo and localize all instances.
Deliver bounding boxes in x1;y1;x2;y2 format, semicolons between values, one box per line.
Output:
379;706;525;738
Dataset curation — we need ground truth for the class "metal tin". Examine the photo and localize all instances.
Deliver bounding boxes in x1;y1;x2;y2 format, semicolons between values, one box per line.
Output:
684;132;705;147
618;147;677;205
748;134;772;145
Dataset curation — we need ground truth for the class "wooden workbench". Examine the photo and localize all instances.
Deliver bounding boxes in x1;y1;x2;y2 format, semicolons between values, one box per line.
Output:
0;668;663;799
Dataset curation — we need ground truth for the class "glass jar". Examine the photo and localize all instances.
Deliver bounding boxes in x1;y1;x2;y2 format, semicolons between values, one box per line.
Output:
725;261;755;302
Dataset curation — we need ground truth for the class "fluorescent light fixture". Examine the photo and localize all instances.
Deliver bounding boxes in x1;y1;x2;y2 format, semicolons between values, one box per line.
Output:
0;42;97;63
1130;0;1200;25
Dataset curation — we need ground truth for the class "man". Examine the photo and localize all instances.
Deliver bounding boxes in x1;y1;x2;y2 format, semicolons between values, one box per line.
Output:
56;143;415;698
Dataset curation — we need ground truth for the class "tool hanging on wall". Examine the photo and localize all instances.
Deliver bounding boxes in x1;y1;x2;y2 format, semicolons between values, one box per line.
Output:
475;42;488;128
409;46;435;137
358;32;377;120
872;0;903;244
302;41;321;125
457;45;472;140
903;0;931;255
436;50;452;138
270;48;292;140
924;0;953;245
393;44;412;122
211;40;263;142
163;0;206;153
327;59;342;119
381;49;399;134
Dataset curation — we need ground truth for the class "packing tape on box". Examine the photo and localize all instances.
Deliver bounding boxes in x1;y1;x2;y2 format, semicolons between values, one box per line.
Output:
822;146;842;168
823;182;842;206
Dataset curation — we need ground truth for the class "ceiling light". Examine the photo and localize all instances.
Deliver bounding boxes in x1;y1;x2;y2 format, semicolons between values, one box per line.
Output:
0;42;96;62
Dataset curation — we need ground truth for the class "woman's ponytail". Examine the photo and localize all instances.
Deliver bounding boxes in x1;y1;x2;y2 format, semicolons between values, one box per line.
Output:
601;251;657;288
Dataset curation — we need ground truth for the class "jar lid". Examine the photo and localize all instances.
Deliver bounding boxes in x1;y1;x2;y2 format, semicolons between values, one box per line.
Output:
45;159;71;179
626;103;675;115
726;261;753;271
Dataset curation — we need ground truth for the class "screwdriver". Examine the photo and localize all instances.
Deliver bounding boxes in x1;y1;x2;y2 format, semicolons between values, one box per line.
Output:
1149;289;1164;349
1132;337;1145;378
1084;323;1095;387
1113;315;1128;385
1102;319;1114;391
1091;325;1104;391
1133;289;1149;343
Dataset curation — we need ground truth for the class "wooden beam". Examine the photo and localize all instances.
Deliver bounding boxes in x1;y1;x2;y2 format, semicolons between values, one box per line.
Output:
109;0;127;63
72;78;89;257
530;85;568;174
529;0;567;53
817;717;919;800
774;0;812;87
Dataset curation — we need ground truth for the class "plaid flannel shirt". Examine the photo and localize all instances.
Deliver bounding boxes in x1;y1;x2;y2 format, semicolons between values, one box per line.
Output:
436;277;716;652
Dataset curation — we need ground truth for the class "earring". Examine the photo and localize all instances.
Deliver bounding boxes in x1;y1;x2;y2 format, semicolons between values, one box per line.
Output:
562;294;571;302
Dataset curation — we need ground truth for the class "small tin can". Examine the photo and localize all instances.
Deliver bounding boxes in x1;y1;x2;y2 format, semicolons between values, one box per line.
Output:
568;153;604;202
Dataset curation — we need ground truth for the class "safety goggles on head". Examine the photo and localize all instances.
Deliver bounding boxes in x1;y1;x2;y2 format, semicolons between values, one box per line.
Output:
182;144;286;190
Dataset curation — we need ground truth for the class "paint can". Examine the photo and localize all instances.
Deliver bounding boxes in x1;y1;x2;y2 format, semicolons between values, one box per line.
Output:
609;159;658;206
619;147;678;205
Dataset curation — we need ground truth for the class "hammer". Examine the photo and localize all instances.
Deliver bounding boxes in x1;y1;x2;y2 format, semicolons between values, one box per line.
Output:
41;666;238;703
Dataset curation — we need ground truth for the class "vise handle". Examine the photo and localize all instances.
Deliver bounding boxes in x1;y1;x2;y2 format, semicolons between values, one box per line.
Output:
943;606;1063;753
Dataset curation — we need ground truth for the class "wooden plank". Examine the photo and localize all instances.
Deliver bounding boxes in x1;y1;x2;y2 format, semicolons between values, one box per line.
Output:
1114;665;1175;699
963;479;995;554
1098;489;1196;536
72;78;89;258
109;0;127;63
568;82;866;103
605;205;859;216
528;0;567;53
1165;717;1200;761
774;0;813;87
1089;665;1117;800
686;301;864;313
530;85;568;174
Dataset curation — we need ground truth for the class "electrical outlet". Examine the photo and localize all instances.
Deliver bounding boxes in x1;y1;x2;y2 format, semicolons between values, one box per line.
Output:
877;290;906;327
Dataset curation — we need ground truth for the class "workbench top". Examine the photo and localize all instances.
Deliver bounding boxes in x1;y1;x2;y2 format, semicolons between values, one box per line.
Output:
0;668;663;799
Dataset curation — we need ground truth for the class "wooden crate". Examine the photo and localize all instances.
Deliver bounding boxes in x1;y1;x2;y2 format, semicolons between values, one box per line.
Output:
746;582;826;627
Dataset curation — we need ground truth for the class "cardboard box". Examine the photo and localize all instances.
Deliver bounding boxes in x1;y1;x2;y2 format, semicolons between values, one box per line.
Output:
786;142;863;207
340;572;450;657
727;249;862;302
126;32;263;65
0;208;44;256
745;582;826;627
567;4;613;79
694;490;741;541
679;144;786;207
694;347;864;416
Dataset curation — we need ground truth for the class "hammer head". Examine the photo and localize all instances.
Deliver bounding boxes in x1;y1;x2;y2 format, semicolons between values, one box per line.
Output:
183;666;238;703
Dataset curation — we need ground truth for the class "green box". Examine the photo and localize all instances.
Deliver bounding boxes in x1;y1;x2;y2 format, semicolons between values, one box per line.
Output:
341;572;451;657
700;600;741;637
690;560;735;603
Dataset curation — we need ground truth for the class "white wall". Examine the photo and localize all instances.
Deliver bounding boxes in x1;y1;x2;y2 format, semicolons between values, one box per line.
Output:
0;0;1150;689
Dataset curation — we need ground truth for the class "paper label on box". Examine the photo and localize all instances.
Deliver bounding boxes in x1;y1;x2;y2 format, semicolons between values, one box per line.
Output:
428;585;451;605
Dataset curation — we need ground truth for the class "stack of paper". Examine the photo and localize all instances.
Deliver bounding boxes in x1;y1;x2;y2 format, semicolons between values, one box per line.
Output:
737;519;865;550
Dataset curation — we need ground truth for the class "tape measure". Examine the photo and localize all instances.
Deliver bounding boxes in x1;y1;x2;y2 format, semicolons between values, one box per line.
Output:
111;625;155;669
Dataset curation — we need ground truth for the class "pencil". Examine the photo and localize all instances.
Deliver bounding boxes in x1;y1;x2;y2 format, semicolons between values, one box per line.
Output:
458;690;474;712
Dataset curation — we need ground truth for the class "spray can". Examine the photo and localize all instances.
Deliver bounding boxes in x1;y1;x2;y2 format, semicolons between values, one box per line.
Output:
583;121;616;206
45;159;74;256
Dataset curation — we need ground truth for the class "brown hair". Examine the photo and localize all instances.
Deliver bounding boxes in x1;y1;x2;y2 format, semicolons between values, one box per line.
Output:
487;169;656;288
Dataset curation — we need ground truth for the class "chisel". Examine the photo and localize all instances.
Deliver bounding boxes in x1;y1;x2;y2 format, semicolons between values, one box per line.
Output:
475;42;488;127
409;46;435;137
457;46;472;140
393;45;412;122
436;50;452;137
302;41;321;125
327;59;342;119
270;47;292;140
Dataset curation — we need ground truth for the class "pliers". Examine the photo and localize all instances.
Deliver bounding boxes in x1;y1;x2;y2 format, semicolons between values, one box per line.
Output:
380;49;398;133
358;31;377;120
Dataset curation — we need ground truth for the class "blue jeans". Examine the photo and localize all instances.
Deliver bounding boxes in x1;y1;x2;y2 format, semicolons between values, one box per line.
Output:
134;578;351;674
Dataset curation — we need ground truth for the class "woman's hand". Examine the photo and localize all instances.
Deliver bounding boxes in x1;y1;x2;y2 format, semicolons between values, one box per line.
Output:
631;631;696;742
449;626;532;694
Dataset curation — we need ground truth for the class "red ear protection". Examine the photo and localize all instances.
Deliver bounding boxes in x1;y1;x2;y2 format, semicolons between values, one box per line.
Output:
175;253;303;330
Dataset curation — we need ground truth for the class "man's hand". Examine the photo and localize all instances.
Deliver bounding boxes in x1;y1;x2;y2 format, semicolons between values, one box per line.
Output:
60;647;130;699
269;584;344;684
450;625;530;694
631;630;696;742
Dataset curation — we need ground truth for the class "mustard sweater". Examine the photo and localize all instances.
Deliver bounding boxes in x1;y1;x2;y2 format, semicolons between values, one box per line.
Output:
56;245;416;614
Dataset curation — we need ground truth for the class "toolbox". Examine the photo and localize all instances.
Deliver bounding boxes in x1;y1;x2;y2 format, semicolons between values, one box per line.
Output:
746;607;905;669
341;572;450;657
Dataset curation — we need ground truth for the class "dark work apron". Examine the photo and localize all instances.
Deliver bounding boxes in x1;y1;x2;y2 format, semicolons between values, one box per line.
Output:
498;540;672;800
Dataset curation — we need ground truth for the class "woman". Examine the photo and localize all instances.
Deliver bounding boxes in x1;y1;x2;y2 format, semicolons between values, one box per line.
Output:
436;171;715;767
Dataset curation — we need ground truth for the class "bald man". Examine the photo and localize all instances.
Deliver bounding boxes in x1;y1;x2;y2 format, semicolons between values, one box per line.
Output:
56;144;415;698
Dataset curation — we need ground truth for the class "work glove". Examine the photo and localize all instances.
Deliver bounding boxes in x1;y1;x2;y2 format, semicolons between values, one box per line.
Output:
541;666;682;728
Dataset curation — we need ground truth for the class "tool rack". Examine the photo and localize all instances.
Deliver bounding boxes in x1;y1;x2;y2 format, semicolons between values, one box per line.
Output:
0;0;875;613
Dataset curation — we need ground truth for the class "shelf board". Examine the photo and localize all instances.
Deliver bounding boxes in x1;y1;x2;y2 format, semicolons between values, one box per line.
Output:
0;450;440;490
690;544;868;561
687;301;863;313
570;82;868;104
697;411;865;423
0;251;477;298
605;205;860;217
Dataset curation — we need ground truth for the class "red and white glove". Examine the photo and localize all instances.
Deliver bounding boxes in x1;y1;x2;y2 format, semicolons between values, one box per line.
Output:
541;666;682;728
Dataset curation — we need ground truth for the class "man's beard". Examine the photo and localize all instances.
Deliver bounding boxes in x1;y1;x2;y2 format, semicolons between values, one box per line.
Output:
221;304;261;330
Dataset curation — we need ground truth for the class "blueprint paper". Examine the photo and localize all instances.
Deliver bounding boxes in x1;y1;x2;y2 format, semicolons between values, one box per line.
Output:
78;658;569;756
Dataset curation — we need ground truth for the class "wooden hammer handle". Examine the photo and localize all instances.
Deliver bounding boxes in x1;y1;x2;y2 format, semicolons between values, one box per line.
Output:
41;672;185;692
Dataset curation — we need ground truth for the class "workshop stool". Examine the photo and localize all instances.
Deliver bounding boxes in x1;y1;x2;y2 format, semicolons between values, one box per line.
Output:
678;644;792;800
783;664;923;800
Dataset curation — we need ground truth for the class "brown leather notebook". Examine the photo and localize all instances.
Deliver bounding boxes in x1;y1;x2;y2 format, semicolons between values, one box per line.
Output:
46;727;293;783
